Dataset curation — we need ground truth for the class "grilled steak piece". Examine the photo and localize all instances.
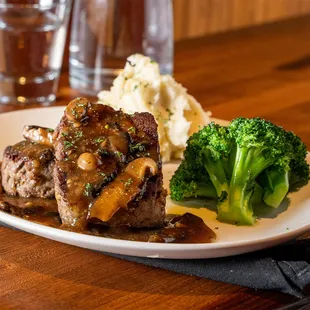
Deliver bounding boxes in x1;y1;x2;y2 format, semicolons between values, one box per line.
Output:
1;140;55;198
53;98;166;230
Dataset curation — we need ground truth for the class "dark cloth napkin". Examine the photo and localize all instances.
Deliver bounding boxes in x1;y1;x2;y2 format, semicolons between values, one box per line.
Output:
107;239;310;298
1;222;310;298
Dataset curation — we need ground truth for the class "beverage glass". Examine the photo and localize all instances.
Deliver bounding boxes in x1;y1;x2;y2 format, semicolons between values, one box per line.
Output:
69;0;173;95
0;0;72;105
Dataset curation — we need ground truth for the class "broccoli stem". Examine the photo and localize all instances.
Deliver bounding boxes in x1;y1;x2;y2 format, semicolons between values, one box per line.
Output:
259;169;289;208
202;149;229;197
252;182;263;205
218;147;273;225
189;183;218;198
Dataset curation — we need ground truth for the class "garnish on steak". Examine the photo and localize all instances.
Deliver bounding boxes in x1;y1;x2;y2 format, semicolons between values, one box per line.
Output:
1;140;55;198
53;98;166;230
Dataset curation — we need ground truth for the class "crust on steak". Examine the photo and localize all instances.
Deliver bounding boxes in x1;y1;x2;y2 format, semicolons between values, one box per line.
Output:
1;141;55;199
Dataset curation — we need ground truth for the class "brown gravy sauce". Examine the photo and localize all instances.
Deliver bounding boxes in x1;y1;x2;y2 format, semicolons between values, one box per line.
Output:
0;194;216;244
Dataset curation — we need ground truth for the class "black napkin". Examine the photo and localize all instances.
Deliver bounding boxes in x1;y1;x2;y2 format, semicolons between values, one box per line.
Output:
106;239;310;298
1;222;309;298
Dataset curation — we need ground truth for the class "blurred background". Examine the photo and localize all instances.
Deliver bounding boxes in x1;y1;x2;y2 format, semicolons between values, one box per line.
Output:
173;0;310;40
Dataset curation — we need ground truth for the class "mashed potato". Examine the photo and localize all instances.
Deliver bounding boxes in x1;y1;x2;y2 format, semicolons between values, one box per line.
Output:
98;54;210;162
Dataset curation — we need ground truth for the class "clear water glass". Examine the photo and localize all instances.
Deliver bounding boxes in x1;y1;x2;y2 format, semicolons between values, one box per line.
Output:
0;0;72;105
69;0;173;95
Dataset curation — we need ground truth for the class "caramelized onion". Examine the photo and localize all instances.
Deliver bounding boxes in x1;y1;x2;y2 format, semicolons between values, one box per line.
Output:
88;158;158;222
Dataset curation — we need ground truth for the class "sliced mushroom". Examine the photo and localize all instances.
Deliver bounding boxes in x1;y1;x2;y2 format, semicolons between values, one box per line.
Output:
108;133;128;154
22;125;54;147
66;97;90;122
78;152;98;171
88;158;158;222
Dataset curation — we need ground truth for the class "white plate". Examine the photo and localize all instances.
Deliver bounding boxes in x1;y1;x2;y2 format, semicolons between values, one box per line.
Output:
0;107;309;259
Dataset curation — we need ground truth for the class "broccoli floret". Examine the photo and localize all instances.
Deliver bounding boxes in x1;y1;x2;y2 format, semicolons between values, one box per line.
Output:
187;123;232;197
170;122;263;217
219;117;292;224
170;153;217;201
286;131;309;184
170;117;309;226
258;130;309;208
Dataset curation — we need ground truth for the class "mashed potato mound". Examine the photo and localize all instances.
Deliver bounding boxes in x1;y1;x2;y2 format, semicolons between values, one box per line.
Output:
98;54;210;162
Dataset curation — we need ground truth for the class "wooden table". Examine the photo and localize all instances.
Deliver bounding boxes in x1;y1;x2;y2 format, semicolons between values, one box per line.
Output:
1;16;310;310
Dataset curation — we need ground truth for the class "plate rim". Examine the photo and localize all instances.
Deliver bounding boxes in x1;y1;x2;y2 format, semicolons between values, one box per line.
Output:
0;106;309;258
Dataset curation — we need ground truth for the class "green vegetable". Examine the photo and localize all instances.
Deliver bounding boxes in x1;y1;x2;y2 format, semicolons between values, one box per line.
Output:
170;118;309;226
84;183;93;197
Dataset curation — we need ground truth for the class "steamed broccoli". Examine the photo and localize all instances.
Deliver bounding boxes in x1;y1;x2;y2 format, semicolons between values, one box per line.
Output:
169;161;217;200
257;130;309;208
170;118;309;226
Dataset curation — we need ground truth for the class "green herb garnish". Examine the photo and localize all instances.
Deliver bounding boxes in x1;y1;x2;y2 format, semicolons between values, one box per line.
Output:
130;143;146;153
124;178;133;187
128;127;136;134
84;183;93;197
115;151;123;159
95;137;105;143
62;132;69;137
64;140;74;150
71;108;79;118
46;128;54;133
75;131;83;138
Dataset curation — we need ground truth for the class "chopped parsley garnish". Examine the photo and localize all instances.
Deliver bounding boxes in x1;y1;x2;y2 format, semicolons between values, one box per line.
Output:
62;132;69;137
46;128;54;133
84;183;93;197
115;151;123;159
95;137;105;143
101;172;116;184
133;84;139;91
75;131;83;138
128;127;136;134
64;140;74;150
130;143;146;153
121;178;133;187
71;108;79;118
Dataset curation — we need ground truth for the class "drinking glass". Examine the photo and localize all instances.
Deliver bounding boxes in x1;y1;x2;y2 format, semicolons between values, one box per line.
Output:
69;0;173;95
0;0;72;105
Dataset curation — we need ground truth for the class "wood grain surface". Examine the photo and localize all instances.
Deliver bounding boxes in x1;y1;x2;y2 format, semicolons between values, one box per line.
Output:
174;0;310;40
1;16;310;310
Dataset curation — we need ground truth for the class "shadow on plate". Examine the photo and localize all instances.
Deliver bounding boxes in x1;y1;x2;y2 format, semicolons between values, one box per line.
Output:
253;198;290;219
174;197;290;220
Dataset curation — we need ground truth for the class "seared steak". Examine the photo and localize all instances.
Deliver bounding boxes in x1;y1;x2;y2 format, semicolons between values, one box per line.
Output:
53;98;166;230
1;140;54;198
